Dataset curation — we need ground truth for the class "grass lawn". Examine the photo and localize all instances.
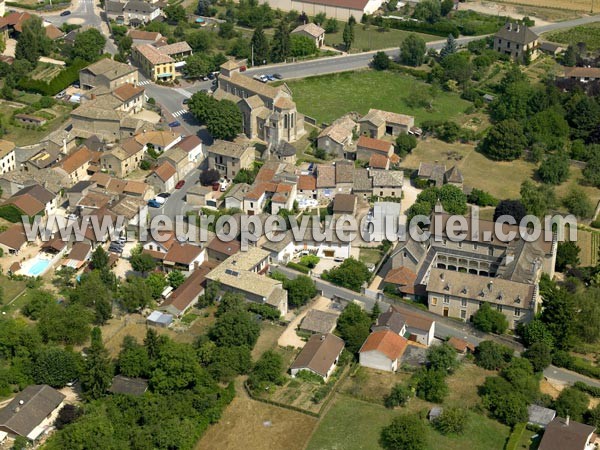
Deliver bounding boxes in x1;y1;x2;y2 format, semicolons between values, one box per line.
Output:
284;70;472;126
0;276;29;313
545;23;600;50
359;248;384;266
251;322;285;359
325;24;438;53
306;395;510;450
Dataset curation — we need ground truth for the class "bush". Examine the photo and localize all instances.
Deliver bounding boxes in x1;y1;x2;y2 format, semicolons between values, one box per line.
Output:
554;387;589;422
433;407;468;435
467;188;498;207
18;58;91;96
413;368;448;403
475;340;513;370
247;303;280;321
573;381;600;397
299;254;319;268
553;351;600;380
384;383;411;408
473;303;508;334
379;414;427;450
286;262;310;274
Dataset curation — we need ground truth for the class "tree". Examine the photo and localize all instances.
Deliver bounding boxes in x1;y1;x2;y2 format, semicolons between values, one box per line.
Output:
209;310;260;348
556;241;580;272
91;246;109;271
129;246;156;275
251;26;270;65
478;119;527;161
187;30;212;52
518;319;554;349
336;303;372;354
540;279;575;349
325;18;339;33
33;347;80;388
413;368;448;403
473;303;508;334
200;168;221;186
384;383;411;408
69;272;112;325
248;350;285;388
184;53;213;79
166;270;186;289
523;342;553;372
372;51;392;70
380;414;426;450
146;272;167;299
196;0;212;15
119;276;153;312
284;275;316;308
400;34;426;66
164;4;186;23
427;343;459;374
71;29;106;61
441;0;454;15
271;21;291;62
371;301;382;321
395;133;417;156
22;289;54;320
413;0;441;23
342;22;355;51
54;404;82;430
563;45;577;66
563;187;594;218
438;184;468;215
322;257;370;292
434;407;468;435
117;335;151;378
493;199;527;223
538;153;569;185
38;303;93;345
149;340;207;394
205;345;252;381
80;327;113;400
290;34;317;57
520;180;556;217
15;15;51;64
467;188;498;207
440;34;457;59
117;35;132;57
206;99;243;140
314;12;327;25
554;387;590;422
572;287;600;344
474;340;513;370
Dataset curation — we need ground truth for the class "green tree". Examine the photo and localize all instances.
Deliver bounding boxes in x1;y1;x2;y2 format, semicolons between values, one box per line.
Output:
91;246;109;271
209;310;260;348
573;287;600;344
538;153;570;185
520;180;556;217
540;278;576;349
372;51;392;71
149;340;207;394
438;184;468;215
164;4;187;23
37;303;93;345
71;29;106;61
167;270;186;289
440;34;457;59
22;289;54;320
119;276;153;312
184;53;213;79
474;340;513;370
33;347;80;388
284;275;317;308
15;15;51;64
413;368;448;403
117;35;132;57
271;20;291;62
384;383;411;408
314;12;327;25
251;26;270;65
427;343;459;374
117;335;151;378
206;345;252;381
342;22;355;51
290;34;317;57
400;34;427;66
518;319;554;349
554;387;589;422
473;303;508;334
413;0;441;23
395;133;417;156
187;30;212;52
563;45;577;66
146;272;167;299
500;358;539;402
433;407;468;435
206;99;243;140
523;342;553;372
562;187;594;218
336;303;372;354
248;350;285;389
69;271;112;324
380;414;427;450
322;257;370;292
80;327;113;400
555;241;580;272
478;119;527;161
129;245;156;275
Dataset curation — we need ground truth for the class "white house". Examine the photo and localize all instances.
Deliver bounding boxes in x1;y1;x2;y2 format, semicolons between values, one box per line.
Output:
359;330;408;372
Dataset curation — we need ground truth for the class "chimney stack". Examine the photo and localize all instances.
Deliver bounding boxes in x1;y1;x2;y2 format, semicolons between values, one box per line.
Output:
566;416;570;426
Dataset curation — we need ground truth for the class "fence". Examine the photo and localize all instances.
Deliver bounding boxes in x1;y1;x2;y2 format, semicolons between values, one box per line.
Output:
303;115;318;127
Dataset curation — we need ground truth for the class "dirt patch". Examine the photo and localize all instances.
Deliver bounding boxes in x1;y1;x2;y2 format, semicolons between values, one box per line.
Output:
102;315;180;357
278;296;337;349
540;378;566;399
197;382;317;450
252;322;286;359
458;2;552;26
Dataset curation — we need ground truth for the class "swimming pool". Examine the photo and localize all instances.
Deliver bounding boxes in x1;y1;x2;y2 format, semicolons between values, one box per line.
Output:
20;257;52;277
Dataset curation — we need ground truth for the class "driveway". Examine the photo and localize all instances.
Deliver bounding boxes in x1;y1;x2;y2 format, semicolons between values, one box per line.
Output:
277;296;337;348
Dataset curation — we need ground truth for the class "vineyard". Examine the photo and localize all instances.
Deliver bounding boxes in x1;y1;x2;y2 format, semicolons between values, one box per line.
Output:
576;228;600;266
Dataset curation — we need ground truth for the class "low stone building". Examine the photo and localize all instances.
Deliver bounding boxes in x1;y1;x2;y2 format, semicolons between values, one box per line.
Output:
291;22;325;48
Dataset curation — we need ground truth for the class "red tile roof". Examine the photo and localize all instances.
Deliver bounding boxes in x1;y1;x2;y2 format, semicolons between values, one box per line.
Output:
153;161;176;182
298;174;317;191
359;330;408;361
369;153;389;169
357;135;393;154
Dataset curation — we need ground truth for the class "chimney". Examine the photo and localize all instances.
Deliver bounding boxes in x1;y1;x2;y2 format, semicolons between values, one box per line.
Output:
507;23;512;31
566;416;570;426
440;272;444;281
516;24;520;32
488;280;493;291
90;93;96;100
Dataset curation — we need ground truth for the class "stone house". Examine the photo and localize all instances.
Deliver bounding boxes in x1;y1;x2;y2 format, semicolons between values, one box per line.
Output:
359;109;414;139
207;140;255;180
494;22;539;61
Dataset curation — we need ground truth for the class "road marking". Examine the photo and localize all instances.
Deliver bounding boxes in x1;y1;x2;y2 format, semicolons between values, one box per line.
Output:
172;109;188;117
138;80;152;86
174;88;192;98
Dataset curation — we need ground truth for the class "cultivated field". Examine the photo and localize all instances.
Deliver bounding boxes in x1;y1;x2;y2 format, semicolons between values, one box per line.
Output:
325;24;438;53
196;381;318;450
575;228;600;266
546;22;600;50
284;71;472;125
497;0;593;12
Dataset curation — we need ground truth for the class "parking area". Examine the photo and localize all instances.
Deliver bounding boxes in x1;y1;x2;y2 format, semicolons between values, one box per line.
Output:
278;296;338;348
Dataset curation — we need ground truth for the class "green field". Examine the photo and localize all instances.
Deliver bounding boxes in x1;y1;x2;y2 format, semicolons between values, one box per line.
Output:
285;70;471;125
325;24;438;53
546;23;600;50
307;395;510;450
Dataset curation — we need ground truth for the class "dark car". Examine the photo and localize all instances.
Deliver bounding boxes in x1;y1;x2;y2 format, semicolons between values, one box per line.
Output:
183;98;190;105
168;121;181;128
207;72;215;80
157;193;171;199
60;10;71;16
148;199;161;208
175;180;185;189
272;73;283;80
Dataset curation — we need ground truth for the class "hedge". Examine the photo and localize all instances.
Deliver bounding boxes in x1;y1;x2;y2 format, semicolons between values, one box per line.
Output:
0;204;29;223
505;423;527;450
286;262;311;274
573;381;600;397
381;18;460;38
18;58;96;96
552;351;600;380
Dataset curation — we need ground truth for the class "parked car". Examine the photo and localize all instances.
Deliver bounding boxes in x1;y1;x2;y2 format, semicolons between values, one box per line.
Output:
219;179;229;192
334;257;345;263
67;213;78;221
207;72;215;80
266;74;276;81
148;199;162;208
60;10;71;16
307;162;314;172
109;246;123;254
182;98;190;105
157;192;171;199
212;182;220;191
175;180;185;189
168;121;181;128
239;65;247;72
272;73;283;80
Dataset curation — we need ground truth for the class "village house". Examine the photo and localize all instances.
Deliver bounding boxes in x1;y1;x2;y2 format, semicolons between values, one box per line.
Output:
14;114;47;127
562;66;600;83
356;135;394;162
105;0;161;25
66;180;94;207
332;193;357;215
359;109;415;139
371;169;403;198
0;223;28;255
146;161;177;193
100;138;146;177
109;195;148;230
299;309;339;335
62;241;92;269
185;185;223;209
59;146;95;184
539;41;565;56
3;183;57;217
297;174;317;199
135;130;181;153
494;22;539;61
207;140;255;179
259;230;295;264
83;83;146;115
127;29;166;46
538;417;596;450
270;141;297;165
0;385;65;441
175;135;204;163
215;61;305;145
291;22;326;48
158;147;193;180
22;147;62;173
109;376;148;396
315;164;335;200
417;162;463;188
79;59;138;91
317;115;357;158
162;243;205;273
132;42;191;81
0;140;16;175
160;266;211;317
70;104;148;142
359;330;409;372
290;334;344;381
372;305;435;346
224;183;251;210
206;246;288;315
369;153;390;170
205;236;241;262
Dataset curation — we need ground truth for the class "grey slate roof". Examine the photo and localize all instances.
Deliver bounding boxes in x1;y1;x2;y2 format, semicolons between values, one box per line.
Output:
0;385;65;438
109;375;148;396
105;0;124;13
300;309;339;334
528;405;556;428
495;23;538;45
